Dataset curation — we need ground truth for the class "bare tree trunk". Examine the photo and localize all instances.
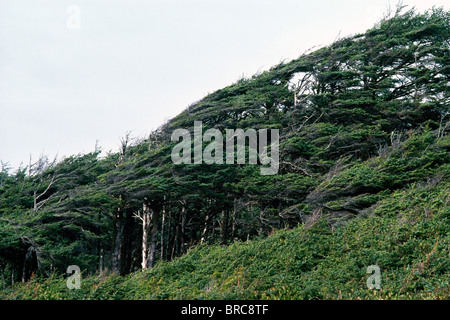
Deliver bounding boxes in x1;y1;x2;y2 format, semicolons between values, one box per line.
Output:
141;207;150;270
133;202;152;270
33;174;58;212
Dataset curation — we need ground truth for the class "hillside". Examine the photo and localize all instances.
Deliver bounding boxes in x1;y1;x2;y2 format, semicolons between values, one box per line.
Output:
0;7;449;299
1;179;449;299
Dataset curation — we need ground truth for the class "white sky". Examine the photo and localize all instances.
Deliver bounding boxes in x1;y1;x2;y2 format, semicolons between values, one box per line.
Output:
0;0;448;171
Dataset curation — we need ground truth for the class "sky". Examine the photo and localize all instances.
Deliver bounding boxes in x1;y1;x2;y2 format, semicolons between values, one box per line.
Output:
0;0;448;171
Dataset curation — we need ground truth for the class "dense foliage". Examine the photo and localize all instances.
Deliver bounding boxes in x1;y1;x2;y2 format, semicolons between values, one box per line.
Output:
1;180;449;299
0;7;449;299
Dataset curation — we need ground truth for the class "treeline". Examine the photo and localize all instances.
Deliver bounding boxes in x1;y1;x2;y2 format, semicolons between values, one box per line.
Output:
0;7;449;284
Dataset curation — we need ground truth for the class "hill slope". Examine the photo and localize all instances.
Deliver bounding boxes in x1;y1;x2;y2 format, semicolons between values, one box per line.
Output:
0;7;449;299
1;180;449;299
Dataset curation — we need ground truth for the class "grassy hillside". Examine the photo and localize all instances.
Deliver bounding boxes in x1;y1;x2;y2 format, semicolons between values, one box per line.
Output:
0;7;449;300
2;179;448;300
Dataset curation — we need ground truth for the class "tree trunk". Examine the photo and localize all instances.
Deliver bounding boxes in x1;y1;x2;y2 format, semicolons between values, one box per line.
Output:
180;205;186;254
1;264;5;289
112;208;124;274
231;199;237;240
99;248;104;274
21;261;26;283
97;210;103;273
259;207;265;234
171;221;179;261
11;265;14;286
221;209;229;245
148;208;160;268
140;203;151;270
160;204;166;261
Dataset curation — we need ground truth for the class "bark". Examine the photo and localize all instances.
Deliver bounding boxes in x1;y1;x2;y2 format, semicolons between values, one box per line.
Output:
171;221;179;261
112;207;125;274
172;204;187;259
133;202;153;270
148;208;160;268
160;205;166;261
221;209;229;245
180;205;186;254
141;204;152;269
97;210;103;273
21;261;26;283
11;266;14;286
1;264;5;289
200;214;210;244
259;208;265;234
231;199;237;240
99;248;104;274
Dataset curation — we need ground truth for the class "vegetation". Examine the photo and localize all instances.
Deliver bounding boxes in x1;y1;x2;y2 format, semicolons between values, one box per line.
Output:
0;6;449;299
1;180;449;300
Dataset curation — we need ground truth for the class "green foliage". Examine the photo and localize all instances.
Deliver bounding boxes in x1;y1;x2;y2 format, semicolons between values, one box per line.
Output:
2;180;448;300
0;6;449;299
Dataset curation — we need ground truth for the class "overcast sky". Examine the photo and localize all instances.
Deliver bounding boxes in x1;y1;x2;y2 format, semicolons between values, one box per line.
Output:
0;0;448;171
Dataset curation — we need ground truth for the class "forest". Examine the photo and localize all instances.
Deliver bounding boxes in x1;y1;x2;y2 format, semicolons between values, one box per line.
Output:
0;7;449;299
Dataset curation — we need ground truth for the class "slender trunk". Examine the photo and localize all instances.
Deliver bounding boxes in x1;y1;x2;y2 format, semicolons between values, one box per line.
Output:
231;199;237;240
221;209;229;245
141;203;151;270
97;210;102;273
99;248;104;274
148;208;160;268
171;221;179;261
259;208;265;234
1;264;5;289
21;261;26;283
180;206;186;253
201;214;210;244
113;222;124;273
166;217;171;260
141;214;149;270
112;207;124;274
33;191;37;212
148;228;158;268
160;205;166;261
